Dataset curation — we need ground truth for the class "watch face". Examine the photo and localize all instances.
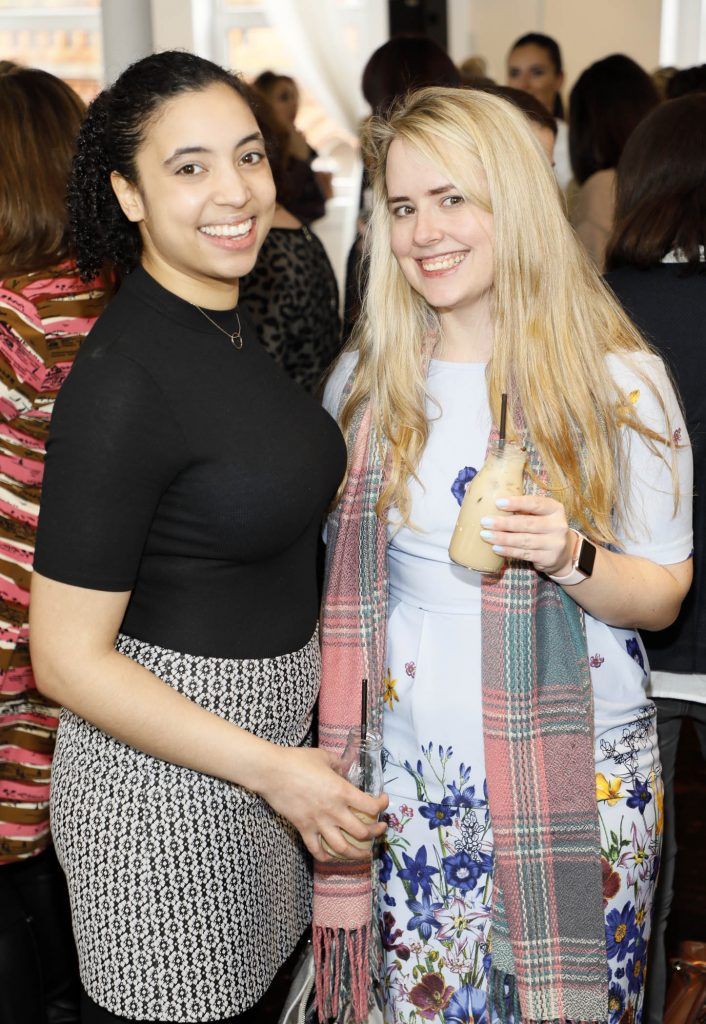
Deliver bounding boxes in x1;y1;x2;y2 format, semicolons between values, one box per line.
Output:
577;538;597;578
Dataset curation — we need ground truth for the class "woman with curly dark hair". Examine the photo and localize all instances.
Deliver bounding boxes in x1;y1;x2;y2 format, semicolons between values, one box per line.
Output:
0;66;108;1024
29;50;386;1024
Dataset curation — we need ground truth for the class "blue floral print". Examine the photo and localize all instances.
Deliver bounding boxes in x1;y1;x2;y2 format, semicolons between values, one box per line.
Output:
406;893;444;940
626;778;652;814
605;903;638;961
419;797;456;828
380;706;661;1023
446;982;490;1023
442;850;483;893
627;937;648;995
398;845;439;897
607;982;625;1022
451;466;478;506
625;636;646;672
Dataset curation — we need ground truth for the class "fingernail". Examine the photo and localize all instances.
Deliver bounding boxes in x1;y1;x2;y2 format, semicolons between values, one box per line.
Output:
479;529;493;540
492;545;504;553
495;498;510;508
479;516;493;527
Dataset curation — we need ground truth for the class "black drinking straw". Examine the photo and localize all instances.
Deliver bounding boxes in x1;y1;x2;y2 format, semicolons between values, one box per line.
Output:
360;677;368;789
499;393;508;451
360;678;368;743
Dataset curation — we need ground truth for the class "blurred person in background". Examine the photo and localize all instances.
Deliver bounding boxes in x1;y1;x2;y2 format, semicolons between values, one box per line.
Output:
666;63;706;98
506;32;572;191
652;65;679;99
458;54;494;88
361;34;462;117
239;94;341;393
343;34;461;341
605;93;706;1024
253;70;332;225
0;66;108;1024
481;84;558;165
569;54;659;270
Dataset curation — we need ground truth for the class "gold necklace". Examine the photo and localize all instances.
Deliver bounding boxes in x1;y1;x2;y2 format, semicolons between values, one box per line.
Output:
192;304;243;350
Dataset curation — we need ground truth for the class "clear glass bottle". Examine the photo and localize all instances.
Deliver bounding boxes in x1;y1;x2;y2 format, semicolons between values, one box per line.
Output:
448;440;526;573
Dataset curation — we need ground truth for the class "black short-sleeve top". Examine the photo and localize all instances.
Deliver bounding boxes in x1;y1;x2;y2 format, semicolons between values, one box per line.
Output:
34;267;346;659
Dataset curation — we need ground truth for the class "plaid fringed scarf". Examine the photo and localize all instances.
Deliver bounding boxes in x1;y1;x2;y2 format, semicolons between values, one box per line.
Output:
314;396;608;1024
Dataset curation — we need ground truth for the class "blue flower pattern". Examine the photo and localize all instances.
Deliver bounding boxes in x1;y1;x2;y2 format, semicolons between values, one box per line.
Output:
380;709;661;1023
451;466;478;506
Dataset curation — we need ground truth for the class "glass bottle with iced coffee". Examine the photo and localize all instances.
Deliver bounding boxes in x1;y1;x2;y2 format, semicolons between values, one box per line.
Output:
449;395;526;573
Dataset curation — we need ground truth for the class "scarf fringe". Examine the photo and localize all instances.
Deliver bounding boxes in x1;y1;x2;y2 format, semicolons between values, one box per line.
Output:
313;923;371;1023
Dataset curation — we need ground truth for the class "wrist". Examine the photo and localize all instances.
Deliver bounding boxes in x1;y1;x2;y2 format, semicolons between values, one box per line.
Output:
231;732;283;797
551;529;580;578
548;530;597;585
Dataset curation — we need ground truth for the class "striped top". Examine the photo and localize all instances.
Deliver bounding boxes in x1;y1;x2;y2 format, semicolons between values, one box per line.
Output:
0;261;107;864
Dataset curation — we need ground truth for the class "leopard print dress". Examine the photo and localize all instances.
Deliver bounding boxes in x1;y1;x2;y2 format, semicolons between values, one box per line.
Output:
240;226;341;394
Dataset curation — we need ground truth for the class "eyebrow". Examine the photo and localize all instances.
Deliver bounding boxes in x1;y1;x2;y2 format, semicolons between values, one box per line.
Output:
387;183;455;204
163;132;265;167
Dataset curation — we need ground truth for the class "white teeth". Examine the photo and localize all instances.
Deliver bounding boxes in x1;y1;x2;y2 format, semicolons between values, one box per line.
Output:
421;253;466;271
199;219;253;238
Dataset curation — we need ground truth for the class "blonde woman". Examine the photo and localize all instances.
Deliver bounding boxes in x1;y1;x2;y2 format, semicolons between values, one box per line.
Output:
313;88;693;1024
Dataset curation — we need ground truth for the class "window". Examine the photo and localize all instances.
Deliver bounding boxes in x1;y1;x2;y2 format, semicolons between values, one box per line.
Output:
0;0;102;100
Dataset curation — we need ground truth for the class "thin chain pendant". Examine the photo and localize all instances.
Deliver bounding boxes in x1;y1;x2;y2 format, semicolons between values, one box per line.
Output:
192;303;243;351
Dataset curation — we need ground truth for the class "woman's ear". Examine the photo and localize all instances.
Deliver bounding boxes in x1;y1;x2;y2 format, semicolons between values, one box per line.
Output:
110;171;145;224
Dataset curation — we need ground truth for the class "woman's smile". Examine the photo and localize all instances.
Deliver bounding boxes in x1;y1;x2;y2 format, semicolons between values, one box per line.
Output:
198;216;257;249
417;251;468;276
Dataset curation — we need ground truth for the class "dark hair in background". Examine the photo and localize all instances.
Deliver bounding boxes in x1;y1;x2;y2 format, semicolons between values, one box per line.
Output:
362;34;461;114
253;70;295;96
248;86;292;205
481;84;557;136
568;54;659;185
508;32;565;119
666;63;706;99
0;67;85;277
605;94;706;273
68;50;269;280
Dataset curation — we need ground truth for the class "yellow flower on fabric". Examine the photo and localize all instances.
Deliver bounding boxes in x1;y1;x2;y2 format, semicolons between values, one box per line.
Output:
383;668;399;711
596;772;623;805
653;771;664;837
618;389;641;417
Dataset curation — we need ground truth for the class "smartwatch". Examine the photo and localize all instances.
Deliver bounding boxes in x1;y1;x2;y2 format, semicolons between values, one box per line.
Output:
547;530;597;586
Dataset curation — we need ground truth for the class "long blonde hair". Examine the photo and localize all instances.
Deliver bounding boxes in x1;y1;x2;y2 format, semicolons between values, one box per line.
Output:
340;87;674;543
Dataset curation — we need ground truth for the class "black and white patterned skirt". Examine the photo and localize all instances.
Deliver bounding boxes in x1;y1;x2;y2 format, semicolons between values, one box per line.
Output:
51;631;320;1022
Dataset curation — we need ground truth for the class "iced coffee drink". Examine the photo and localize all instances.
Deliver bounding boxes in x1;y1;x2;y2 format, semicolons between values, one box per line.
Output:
449;440;526;573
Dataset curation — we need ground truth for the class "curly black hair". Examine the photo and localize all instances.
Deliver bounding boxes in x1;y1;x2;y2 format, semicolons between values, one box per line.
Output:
68;50;267;280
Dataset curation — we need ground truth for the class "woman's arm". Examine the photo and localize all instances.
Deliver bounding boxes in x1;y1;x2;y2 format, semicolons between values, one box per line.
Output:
481;352;693;629
479;494;692;630
30;572;387;860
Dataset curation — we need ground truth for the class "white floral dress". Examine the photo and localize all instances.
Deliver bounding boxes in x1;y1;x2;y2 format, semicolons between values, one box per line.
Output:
324;352;693;1024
